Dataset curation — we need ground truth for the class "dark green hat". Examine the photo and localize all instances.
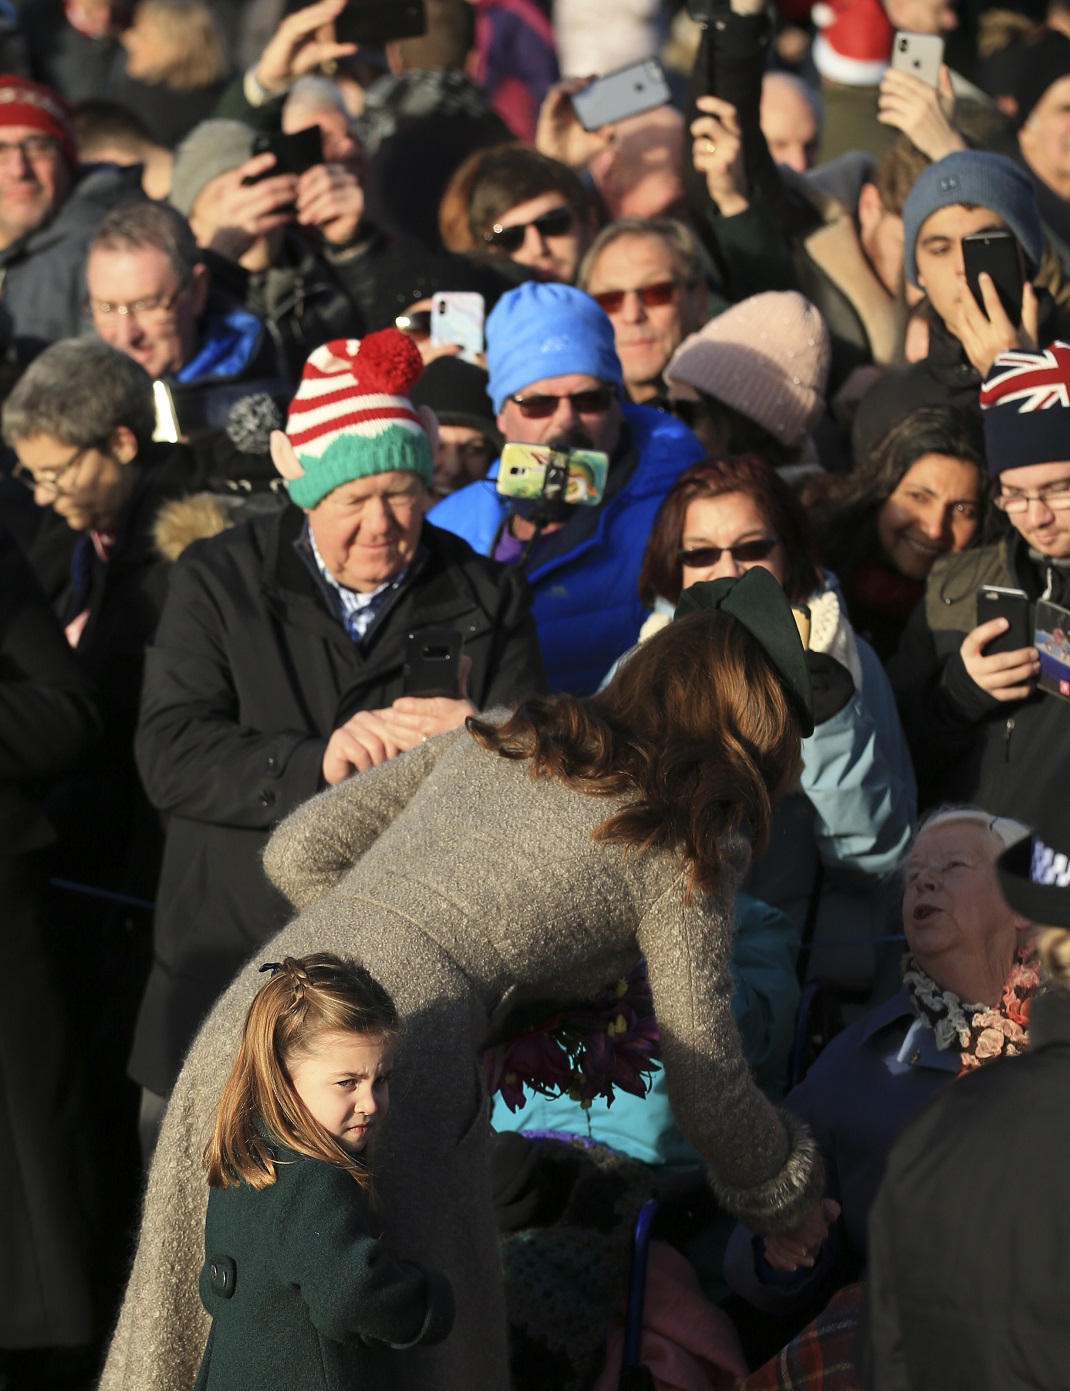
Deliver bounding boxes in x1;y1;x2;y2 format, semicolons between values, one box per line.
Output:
674;567;815;737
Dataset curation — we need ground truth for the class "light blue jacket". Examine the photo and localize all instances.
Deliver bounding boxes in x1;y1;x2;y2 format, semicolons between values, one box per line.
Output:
428;403;704;695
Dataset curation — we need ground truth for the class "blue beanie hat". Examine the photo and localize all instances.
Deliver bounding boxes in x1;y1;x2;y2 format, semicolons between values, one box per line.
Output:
902;151;1043;288
981;341;1070;477
485;282;622;414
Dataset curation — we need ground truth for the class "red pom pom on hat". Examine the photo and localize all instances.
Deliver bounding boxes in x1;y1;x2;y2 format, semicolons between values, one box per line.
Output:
350;326;425;395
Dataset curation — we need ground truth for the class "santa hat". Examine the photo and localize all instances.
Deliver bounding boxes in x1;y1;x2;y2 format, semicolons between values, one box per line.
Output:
811;0;894;87
275;329;433;509
0;76;76;167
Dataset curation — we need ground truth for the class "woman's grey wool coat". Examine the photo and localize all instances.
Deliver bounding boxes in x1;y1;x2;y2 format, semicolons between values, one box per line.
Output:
101;723;823;1391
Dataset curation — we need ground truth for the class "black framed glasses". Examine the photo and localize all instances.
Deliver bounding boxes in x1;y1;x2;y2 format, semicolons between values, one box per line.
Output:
993;485;1070;514
11;443;93;497
483;204;574;253
508;386;615;419
590;280;681;315
677;537;781;567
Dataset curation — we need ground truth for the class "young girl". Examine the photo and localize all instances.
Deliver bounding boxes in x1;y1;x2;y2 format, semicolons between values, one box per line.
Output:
194;953;455;1391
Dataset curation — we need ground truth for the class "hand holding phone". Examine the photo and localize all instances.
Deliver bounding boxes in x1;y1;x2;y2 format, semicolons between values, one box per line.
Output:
890;31;944;87
430;293;484;365
962;231;1025;327
960;586;1038;702
570;59;672;132
403;627;464;698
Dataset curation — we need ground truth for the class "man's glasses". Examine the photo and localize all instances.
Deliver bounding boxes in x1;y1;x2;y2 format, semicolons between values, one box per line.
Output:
86;277;188;325
483;205;574;254
677;537;780;567
993;485;1070;515
590;280;680;315
508;386;615;419
0;134;61;168
11;443;92;497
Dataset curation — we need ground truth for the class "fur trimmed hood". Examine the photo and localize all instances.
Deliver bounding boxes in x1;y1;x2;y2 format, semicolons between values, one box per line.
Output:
153;492;237;563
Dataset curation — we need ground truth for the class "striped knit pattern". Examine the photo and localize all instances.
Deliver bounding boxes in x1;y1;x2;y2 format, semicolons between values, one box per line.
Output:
284;333;433;508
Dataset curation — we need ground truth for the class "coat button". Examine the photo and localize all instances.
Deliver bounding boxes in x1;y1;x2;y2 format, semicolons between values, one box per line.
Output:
265;756;278;774
209;1255;237;1297
259;789;275;807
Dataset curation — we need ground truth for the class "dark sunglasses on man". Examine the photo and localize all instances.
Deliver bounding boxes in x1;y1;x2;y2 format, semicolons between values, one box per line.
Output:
507;386;616;420
483;205;574;254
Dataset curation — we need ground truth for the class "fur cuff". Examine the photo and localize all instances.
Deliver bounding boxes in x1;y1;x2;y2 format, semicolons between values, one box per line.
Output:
708;1113;826;1235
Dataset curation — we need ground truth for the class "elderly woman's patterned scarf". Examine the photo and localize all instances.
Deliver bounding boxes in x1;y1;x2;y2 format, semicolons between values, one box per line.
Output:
902;945;1044;1074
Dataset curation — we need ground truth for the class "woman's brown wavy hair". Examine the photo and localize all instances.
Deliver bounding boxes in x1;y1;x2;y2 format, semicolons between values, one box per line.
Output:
469;609;802;900
203;954;399;1195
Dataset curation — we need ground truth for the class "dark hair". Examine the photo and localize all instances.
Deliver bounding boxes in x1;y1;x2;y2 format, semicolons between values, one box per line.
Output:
73;98;156;158
203;954;399;1194
873;135;931;217
464;144;588;243
90;200;202;284
638;455;822;608
468;611;802;901
805;404;988;576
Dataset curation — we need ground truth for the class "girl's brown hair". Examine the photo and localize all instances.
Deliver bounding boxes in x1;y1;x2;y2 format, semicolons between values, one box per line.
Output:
203;954;399;1192
468;609;802;900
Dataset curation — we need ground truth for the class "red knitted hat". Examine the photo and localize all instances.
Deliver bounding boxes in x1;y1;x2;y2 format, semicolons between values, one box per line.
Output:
0;76;77;167
811;0;894;86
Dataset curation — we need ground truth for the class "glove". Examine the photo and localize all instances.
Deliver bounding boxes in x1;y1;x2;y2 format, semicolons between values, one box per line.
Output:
805;651;855;726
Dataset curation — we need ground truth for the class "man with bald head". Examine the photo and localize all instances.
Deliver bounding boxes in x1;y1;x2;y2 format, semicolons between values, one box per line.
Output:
761;72;822;173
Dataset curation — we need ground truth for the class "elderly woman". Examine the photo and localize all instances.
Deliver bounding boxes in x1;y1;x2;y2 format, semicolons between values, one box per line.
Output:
101;567;826;1391
724;806;1037;1327
636;453;915;990
864;810;1070;1389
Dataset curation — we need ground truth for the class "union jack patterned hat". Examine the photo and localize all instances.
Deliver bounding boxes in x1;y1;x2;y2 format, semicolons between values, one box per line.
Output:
980;341;1070;477
281;329;432;508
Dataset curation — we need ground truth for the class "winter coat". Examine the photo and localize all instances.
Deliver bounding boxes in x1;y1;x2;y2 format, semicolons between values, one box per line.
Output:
130;505;548;1096
887;532;1070;822
194;1148;453;1391
724;987;955;1323
428;403;707;695
0;530;100;1349
863;988;1070;1390
0;162;143;362
101;725;825;1391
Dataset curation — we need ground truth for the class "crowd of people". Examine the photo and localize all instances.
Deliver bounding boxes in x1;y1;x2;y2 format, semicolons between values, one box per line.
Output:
2;0;1070;1389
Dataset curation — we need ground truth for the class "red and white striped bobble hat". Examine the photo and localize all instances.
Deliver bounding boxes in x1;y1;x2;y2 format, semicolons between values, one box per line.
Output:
281;329;433;508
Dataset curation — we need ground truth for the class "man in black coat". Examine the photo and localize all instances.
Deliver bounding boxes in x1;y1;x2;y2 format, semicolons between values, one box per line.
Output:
131;330;547;1132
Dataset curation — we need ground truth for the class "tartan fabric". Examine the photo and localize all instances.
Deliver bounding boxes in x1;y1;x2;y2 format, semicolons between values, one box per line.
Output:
739;1284;864;1391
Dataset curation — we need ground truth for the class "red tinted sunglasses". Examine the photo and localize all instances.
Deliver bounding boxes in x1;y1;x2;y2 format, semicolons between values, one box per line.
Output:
590;280;680;314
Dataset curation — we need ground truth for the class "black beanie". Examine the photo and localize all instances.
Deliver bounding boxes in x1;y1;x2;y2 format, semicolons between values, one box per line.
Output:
409;357;503;450
1012;28;1070;128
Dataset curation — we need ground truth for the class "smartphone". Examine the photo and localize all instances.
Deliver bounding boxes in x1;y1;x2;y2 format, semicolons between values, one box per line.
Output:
890;31;944;87
248;126;324;181
152;381;181;443
570;59;673;132
430;292;484;365
403;626;463;698
333;0;426;45
497;444;609;507
977;585;1031;656
962;230;1025;326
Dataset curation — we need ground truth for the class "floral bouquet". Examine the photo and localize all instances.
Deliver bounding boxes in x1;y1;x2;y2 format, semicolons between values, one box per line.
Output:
483;962;661;1113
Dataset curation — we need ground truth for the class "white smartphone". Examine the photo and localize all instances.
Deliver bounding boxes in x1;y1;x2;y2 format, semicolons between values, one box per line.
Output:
890;31;944;88
152;380;181;443
430;291;484;365
570;59;673;132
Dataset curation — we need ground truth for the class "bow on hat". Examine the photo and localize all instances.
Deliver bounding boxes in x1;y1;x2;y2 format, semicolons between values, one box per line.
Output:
674;566;815;736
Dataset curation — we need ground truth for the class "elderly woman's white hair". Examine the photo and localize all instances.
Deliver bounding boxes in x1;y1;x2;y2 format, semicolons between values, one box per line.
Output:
916;804;1031;854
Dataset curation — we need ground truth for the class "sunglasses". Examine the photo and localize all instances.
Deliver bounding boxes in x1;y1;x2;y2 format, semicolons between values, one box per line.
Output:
590;280;680;315
508;386;616;419
483;205;574;253
677;537;780;567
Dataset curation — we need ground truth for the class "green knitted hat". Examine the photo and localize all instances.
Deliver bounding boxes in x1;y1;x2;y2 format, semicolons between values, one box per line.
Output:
282;329;433;509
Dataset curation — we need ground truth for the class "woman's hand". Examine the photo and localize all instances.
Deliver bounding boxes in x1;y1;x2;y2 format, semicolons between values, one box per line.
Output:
761;1198;841;1274
691;96;749;217
877;65;965;161
960;620;1039;702
254;0;357;96
949;275;1038;380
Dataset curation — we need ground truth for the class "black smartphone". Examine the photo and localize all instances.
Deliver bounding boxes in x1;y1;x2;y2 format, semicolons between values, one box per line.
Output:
403;626;463;698
977;585;1031;656
334;0;426;45
248;126;324;182
962;230;1025;326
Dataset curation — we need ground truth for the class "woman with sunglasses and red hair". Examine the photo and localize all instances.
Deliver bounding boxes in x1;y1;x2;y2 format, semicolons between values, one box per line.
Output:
633;455;916;992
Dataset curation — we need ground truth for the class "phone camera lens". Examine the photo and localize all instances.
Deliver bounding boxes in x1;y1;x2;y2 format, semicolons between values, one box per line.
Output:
898;36;908;50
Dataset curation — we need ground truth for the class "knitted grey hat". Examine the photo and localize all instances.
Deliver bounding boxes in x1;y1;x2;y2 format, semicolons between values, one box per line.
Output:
902;150;1043;288
170;119;258;217
664;291;831;447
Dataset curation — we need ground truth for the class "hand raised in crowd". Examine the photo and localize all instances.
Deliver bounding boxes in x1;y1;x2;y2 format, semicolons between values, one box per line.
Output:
761;1198;841;1274
254;0;357;97
296;161;364;245
321;709;405;784
877;66;966;163
535;77;611;171
960;620;1040;702
950;273;1038;380
195;151;298;261
691;97;749;217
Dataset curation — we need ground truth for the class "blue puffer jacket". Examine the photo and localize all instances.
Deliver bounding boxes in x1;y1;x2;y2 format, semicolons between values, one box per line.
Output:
428;403;704;694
